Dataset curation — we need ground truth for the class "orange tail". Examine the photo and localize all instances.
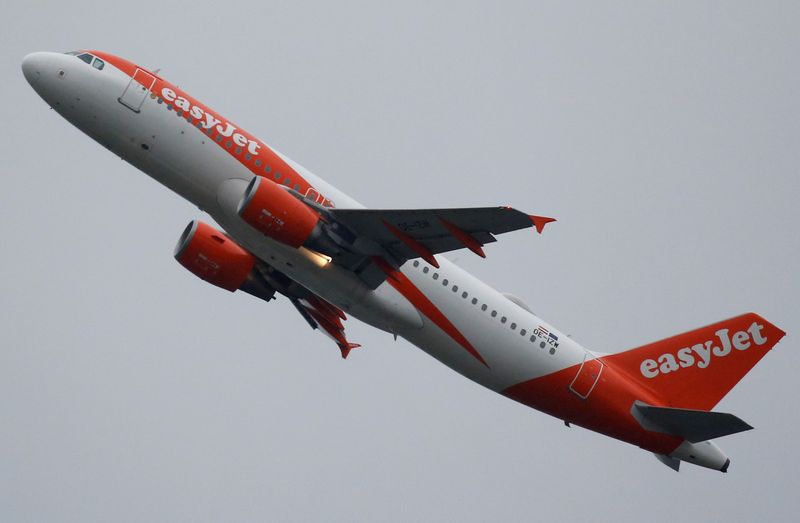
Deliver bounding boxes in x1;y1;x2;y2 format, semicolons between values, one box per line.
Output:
603;313;786;410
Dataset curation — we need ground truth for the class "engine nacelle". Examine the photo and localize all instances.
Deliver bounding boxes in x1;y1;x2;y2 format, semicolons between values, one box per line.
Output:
174;220;275;301
237;176;321;248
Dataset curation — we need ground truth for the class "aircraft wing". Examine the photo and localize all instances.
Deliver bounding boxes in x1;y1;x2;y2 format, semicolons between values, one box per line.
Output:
319;205;555;287
237;178;555;289
290;295;361;359
251;204;551;352
253;263;360;359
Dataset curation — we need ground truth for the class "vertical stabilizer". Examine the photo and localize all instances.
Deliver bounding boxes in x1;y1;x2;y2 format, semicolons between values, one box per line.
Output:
602;313;785;410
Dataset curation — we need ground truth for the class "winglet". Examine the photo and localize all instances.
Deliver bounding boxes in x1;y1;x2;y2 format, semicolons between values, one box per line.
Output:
339;342;361;359
382;220;440;268
529;215;556;234
439;218;486;258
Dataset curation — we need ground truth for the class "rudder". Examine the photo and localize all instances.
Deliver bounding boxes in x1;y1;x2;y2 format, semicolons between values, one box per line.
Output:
603;313;785;410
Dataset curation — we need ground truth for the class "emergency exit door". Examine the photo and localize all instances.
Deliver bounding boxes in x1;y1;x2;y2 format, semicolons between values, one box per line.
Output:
569;352;604;399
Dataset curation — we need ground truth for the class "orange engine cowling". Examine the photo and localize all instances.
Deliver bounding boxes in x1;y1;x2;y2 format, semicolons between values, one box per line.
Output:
237;176;321;249
174;220;275;301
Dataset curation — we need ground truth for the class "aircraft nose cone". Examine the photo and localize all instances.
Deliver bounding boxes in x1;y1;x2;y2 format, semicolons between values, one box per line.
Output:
21;52;47;86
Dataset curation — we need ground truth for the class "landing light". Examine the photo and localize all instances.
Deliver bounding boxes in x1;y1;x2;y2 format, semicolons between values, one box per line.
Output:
303;247;332;267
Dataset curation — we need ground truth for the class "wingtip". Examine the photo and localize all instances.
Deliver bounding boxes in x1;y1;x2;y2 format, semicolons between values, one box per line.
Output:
529;215;557;234
339;343;361;359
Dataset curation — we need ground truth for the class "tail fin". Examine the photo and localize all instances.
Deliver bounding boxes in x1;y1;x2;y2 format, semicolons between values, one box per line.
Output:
604;313;785;410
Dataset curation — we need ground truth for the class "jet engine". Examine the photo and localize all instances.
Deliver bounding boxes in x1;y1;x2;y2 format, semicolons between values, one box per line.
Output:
237;176;341;255
174;220;275;301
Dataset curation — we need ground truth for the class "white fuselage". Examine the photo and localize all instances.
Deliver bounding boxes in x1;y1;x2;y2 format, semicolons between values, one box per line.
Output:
22;51;590;395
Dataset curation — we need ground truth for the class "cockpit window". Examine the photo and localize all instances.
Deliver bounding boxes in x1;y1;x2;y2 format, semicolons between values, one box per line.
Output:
67;51;105;70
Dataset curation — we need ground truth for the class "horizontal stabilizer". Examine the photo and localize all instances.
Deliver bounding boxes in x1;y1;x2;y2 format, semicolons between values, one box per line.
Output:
632;401;753;443
653;453;681;472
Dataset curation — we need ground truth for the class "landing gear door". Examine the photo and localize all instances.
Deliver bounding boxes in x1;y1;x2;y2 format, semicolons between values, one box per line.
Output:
118;68;156;113
569;352;604;399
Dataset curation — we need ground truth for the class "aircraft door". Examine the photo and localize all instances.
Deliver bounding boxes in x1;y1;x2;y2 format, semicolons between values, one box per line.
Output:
569;352;604;399
118;68;156;113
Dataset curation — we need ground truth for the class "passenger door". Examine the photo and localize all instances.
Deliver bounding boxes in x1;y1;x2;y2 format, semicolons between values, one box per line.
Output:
118;68;156;113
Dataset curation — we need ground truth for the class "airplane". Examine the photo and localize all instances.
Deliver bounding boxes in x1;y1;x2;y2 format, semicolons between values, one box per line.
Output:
21;49;787;473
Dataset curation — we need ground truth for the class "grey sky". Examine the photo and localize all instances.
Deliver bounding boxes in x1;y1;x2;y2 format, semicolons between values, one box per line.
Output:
2;1;798;521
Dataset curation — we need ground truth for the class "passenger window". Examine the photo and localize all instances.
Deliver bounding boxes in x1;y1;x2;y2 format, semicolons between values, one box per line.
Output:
77;53;93;64
92;58;105;70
